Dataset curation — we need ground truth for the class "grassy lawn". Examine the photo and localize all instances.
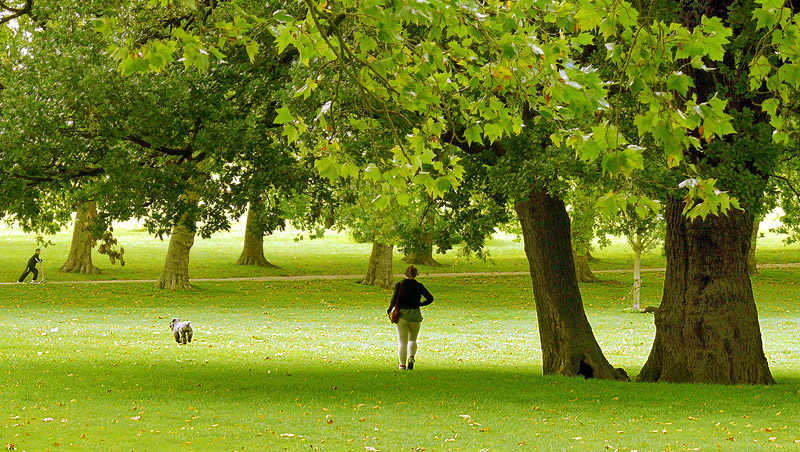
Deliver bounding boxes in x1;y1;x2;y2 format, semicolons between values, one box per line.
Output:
2;269;800;451
2;215;800;282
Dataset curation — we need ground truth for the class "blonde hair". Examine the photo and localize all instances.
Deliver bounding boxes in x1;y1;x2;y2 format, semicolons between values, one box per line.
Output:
404;265;418;279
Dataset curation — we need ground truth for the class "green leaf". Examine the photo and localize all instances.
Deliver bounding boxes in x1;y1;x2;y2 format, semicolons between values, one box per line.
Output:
363;164;382;182
315;156;340;181
396;192;410;206
274;107;295;124
93;18;112;39
754;7;777;30
596;194;619;217
209;47;226;60
666;72;695;96
465;125;483;145
761;98;779;118
750;55;773;90
372;194;389;210
283;124;299;143
483;123;504;143
120;58;139;76
246;40;259;63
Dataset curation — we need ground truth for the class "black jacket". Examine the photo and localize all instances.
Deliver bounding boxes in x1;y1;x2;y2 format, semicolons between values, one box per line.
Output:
27;254;42;269
388;279;433;313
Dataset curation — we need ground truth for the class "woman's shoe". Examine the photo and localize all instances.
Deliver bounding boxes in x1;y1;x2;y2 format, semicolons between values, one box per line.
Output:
398;364;406;370
407;356;415;370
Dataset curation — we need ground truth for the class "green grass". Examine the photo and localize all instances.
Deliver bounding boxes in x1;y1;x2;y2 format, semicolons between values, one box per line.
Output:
2;271;800;451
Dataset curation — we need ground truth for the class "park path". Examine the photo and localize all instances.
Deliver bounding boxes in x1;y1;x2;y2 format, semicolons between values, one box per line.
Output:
3;262;799;285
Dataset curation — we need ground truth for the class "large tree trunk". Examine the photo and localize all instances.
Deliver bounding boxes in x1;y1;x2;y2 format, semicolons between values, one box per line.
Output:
236;200;276;267
156;221;196;291
360;241;394;289
403;208;440;266
515;187;628;380
60;202;101;274
638;198;774;384
748;218;759;275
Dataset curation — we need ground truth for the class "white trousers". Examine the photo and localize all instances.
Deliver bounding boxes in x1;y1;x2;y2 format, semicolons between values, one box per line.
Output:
396;318;421;365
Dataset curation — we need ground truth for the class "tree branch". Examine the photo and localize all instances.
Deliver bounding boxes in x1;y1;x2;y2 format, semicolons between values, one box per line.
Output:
771;173;800;203
441;129;505;157
0;0;33;26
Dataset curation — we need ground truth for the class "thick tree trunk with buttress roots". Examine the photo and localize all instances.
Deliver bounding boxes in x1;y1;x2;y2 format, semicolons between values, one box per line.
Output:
360;241;394;289
638;198;774;384
515;187;628;380
61;202;101;275
403;210;440;266
403;246;440;266
236;200;275;267
156;221;196;291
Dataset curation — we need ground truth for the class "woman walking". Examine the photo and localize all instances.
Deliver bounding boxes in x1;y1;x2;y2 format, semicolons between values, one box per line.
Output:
387;265;434;370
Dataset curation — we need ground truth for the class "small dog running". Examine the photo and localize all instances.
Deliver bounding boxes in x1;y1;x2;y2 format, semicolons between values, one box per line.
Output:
169;318;193;345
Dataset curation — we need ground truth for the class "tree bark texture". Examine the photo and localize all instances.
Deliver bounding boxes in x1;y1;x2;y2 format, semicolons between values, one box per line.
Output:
403;209;440;266
236;200;275;267
515;187;628;380
156;221;196;291
573;251;600;283
748;218;759;275
60;202;101;275
403;249;440;266
632;247;642;311
360;241;395;289
638;198;774;384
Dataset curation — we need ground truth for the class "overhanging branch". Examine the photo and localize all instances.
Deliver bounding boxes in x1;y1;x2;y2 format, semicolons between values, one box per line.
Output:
0;0;33;26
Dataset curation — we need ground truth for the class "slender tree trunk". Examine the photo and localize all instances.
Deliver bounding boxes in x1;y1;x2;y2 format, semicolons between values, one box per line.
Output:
60;202;101;274
633;246;642;311
638;198;774;384
403;209;440;266
514;187;628;380
748;218;759;275
573;251;600;283
360;241;394;289
236;200;275;267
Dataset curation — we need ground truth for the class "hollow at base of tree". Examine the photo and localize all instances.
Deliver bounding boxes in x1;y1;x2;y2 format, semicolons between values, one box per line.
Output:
235;255;276;267
515;187;626;381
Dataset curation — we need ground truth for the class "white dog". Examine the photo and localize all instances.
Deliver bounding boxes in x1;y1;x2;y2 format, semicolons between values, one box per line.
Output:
169;318;193;345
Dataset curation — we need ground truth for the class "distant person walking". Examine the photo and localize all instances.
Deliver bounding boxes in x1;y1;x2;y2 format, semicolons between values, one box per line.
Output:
17;248;42;283
387;265;434;370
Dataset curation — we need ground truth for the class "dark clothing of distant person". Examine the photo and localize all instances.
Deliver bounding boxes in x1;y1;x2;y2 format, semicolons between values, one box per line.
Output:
387;279;434;314
18;253;42;282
